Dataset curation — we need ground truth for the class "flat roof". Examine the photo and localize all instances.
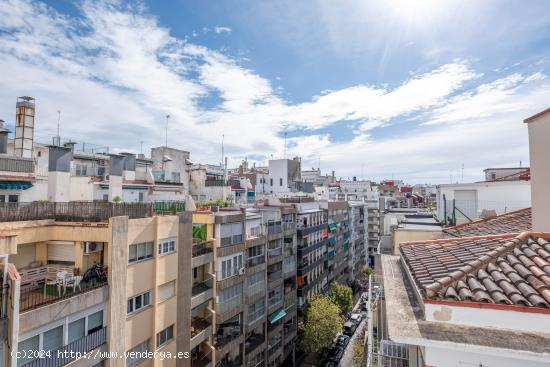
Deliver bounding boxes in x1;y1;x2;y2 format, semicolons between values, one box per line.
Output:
381;255;550;355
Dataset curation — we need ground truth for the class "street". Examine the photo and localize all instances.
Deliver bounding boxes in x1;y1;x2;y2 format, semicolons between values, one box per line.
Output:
339;294;367;367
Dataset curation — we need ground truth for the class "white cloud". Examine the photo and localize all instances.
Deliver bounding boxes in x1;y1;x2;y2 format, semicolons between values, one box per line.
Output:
0;0;547;183
214;26;232;34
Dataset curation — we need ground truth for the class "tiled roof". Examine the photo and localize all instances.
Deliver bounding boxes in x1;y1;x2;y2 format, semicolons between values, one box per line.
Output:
443;208;531;238
400;232;550;309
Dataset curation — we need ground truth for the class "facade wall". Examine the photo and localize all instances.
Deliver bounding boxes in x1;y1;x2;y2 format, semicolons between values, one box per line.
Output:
527;113;550;232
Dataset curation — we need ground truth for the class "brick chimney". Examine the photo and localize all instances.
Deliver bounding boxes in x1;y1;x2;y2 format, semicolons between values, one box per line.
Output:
524;108;550;232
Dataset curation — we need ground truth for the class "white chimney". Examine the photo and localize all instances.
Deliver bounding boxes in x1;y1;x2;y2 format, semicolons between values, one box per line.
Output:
524;108;550;232
108;154;124;202
47;145;73;202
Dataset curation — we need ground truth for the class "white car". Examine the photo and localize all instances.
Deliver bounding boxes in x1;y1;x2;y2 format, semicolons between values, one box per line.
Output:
350;313;362;324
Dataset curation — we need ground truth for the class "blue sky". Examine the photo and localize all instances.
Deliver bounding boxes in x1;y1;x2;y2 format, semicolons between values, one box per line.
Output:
0;0;548;183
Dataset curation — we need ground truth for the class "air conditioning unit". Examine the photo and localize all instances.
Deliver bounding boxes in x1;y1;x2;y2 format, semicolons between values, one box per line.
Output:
84;242;104;254
238;267;246;275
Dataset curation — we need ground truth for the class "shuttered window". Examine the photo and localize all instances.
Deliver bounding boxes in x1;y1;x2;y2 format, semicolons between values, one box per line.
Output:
158;281;175;303
47;241;75;264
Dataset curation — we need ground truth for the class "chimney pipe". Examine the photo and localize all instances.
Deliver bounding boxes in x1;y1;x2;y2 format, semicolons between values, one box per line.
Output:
0;120;9;154
15;96;35;159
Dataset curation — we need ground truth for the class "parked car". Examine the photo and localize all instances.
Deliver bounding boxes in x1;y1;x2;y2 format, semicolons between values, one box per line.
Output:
350;313;363;324
343;321;357;336
336;334;350;348
327;346;345;363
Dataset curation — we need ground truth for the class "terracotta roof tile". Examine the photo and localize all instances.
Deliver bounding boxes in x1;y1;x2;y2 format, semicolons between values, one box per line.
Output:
444;208;531;238
400;233;550;310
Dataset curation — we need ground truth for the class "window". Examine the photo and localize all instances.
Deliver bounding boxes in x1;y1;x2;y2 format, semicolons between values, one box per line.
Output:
18;335;39;367
138;192;144;202
220;253;243;280
218;283;243;314
279;178;283;186
220;222;243;246
158;281;175;303
248;271;264;286
248;299;265;324
102;194;108;201
127;339;150;367
128;242;153;263
156;325;174;348
43;325;63;351
8;194;18;203
158;237;176;255
127;291;151;315
88;310;103;334
37;151;41;157
247;245;264;267
68;318;85;343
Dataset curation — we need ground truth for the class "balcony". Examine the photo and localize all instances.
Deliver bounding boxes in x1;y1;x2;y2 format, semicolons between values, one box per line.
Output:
191;316;213;350
0;202;162;223
153;170;182;184
192;279;214;309
282;222;296;233
192;241;214;268
247;255;265;268
267;222;282;235
0;156;34;174
245;332;265;354
248;281;266;300
21;327;106;367
267;270;282;283
191;350;213;367
19;269;108;312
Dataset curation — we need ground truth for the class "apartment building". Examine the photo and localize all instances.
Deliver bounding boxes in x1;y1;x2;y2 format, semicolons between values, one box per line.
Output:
285;198;328;316
348;201;367;278
0;201;193;367
194;199;298;367
321;201;351;285
256;159;313;196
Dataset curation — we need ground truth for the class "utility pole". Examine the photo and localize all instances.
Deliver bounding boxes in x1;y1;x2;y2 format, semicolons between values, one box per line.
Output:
165;114;170;147
221;134;225;168
56;110;61;146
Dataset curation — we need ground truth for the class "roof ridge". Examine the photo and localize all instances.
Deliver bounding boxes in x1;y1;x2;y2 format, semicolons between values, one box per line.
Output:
424;235;528;298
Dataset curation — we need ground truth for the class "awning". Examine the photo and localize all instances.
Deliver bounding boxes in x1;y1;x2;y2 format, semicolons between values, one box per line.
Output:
328;223;337;231
328;250;335;258
344;219;350;226
0;181;32;190
268;309;287;324
328;237;337;246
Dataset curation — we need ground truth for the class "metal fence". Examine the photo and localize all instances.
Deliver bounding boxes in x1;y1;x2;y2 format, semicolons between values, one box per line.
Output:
0;201;186;223
438;199;530;225
0;156;34;173
21;326;107;367
20;279;108;312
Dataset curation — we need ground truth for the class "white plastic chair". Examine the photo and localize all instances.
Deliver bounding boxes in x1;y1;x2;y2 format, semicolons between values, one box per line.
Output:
64;275;83;294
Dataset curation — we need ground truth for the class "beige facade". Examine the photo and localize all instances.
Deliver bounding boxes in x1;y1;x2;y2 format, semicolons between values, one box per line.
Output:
0;207;193;367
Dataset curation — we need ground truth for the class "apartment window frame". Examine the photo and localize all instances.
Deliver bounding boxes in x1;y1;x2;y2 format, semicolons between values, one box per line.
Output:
157;280;176;303
127;290;152;316
126;339;150;367
220;222;243;247
156;324;174;348
219;253;244;280
158;237;176;256
128;241;154;264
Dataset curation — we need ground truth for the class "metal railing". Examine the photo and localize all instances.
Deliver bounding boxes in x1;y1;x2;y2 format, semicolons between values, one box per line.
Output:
20;279;107;312
0;156;34;173
21;327;106;367
192;242;213;257
0;202;160;222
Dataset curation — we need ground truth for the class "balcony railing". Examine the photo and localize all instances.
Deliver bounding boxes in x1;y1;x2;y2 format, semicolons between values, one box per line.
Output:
0;202;162;223
268;247;282;258
191;350;213;367
248;281;265;299
245;333;265;354
0;156;34;173
192;241;213;257
282;222;296;232
19;275;107;312
267;270;282;283
21;327;106;367
247;255;265;268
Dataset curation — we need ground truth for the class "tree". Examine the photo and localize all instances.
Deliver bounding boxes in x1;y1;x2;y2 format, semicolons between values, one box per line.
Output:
352;339;365;366
300;296;343;353
362;266;374;276
329;282;353;315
